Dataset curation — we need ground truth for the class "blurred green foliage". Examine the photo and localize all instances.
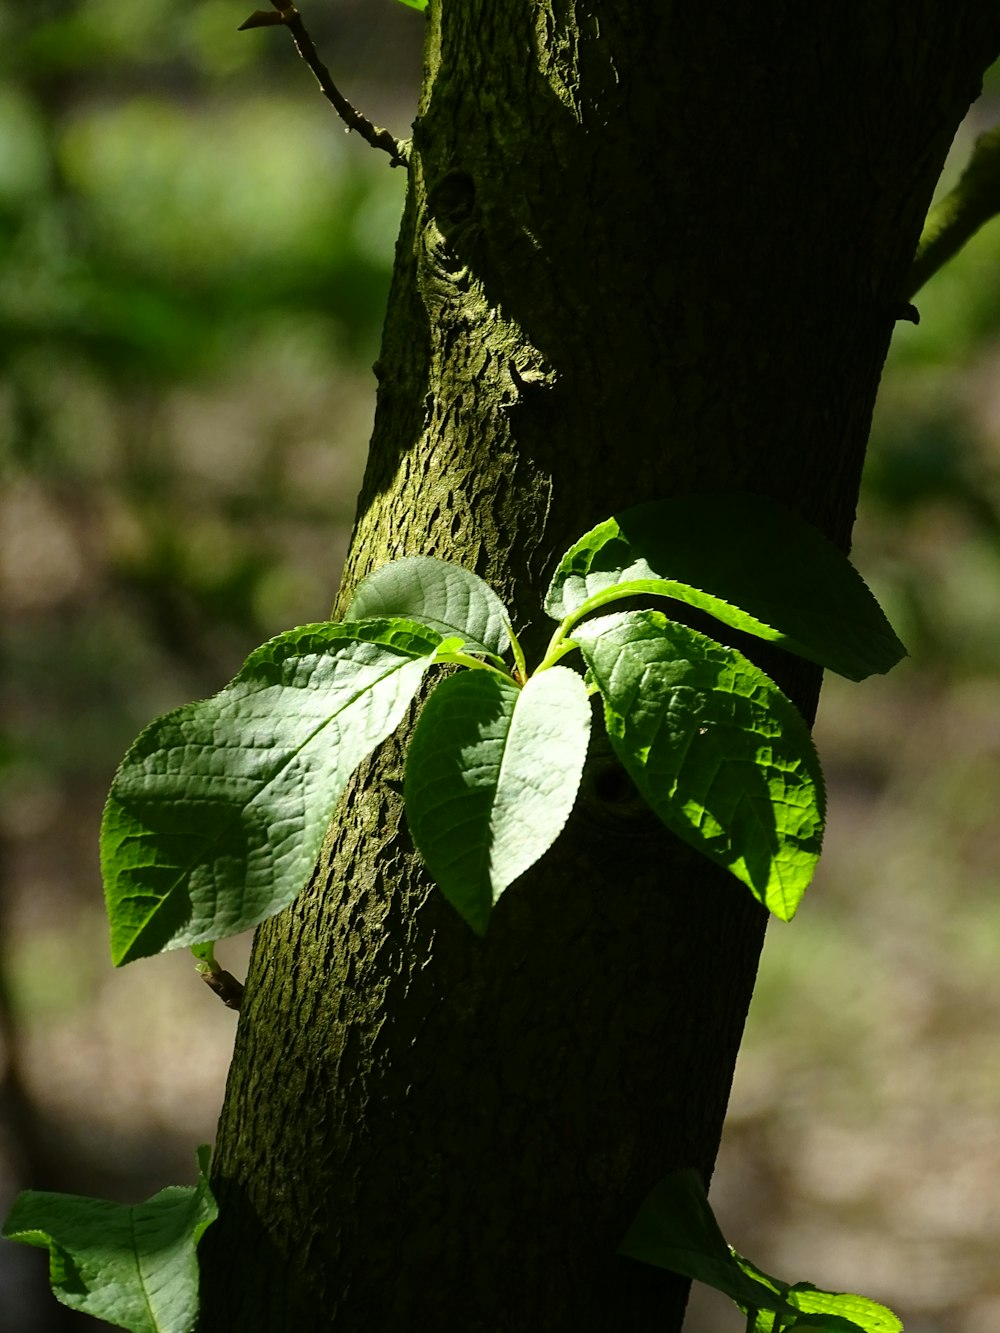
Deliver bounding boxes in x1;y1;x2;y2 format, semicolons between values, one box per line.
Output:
1;0;419;790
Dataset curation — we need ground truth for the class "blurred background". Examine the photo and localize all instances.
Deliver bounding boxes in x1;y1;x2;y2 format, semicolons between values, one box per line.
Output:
0;3;998;1329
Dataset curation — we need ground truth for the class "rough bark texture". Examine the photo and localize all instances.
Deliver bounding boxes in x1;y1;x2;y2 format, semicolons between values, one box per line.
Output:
200;5;1000;1331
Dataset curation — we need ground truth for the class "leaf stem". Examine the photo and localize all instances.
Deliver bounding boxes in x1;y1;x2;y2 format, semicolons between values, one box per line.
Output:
506;622;528;684
537;589;640;671
439;651;516;682
534;624;579;673
537;587;646;671
539;575;723;672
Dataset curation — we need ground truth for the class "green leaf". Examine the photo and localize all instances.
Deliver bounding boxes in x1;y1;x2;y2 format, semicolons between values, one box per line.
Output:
346;556;511;661
620;1171;901;1333
785;1292;901;1333
545;494;905;681
2;1146;216;1333
404;665;591;933
573;610;824;920
102;618;443;965
619;1169;799;1319
734;1254;903;1332
395;0;427;9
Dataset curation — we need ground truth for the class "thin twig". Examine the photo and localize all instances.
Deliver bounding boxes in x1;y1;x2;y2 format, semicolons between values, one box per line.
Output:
906;123;1000;299
239;4;409;168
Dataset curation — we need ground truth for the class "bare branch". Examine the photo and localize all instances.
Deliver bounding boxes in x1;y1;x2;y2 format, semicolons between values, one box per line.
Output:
907;123;1000;299
239;3;410;168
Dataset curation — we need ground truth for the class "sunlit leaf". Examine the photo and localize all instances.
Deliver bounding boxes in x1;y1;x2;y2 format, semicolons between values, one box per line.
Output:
102;618;443;964
346;555;511;660
546;494;905;681
404;666;591;932
734;1253;903;1332
573;610;824;920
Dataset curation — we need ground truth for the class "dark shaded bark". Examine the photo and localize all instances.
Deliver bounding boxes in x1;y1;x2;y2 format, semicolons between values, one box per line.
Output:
200;5;1000;1330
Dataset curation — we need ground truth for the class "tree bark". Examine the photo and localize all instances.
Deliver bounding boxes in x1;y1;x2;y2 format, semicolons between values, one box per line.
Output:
200;5;1000;1330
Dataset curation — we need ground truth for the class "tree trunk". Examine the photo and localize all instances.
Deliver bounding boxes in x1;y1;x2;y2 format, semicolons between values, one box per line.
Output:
200;5;1000;1330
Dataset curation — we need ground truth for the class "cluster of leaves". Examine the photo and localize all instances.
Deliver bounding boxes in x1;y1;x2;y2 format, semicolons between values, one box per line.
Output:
98;492;904;965
1;491;904;1332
